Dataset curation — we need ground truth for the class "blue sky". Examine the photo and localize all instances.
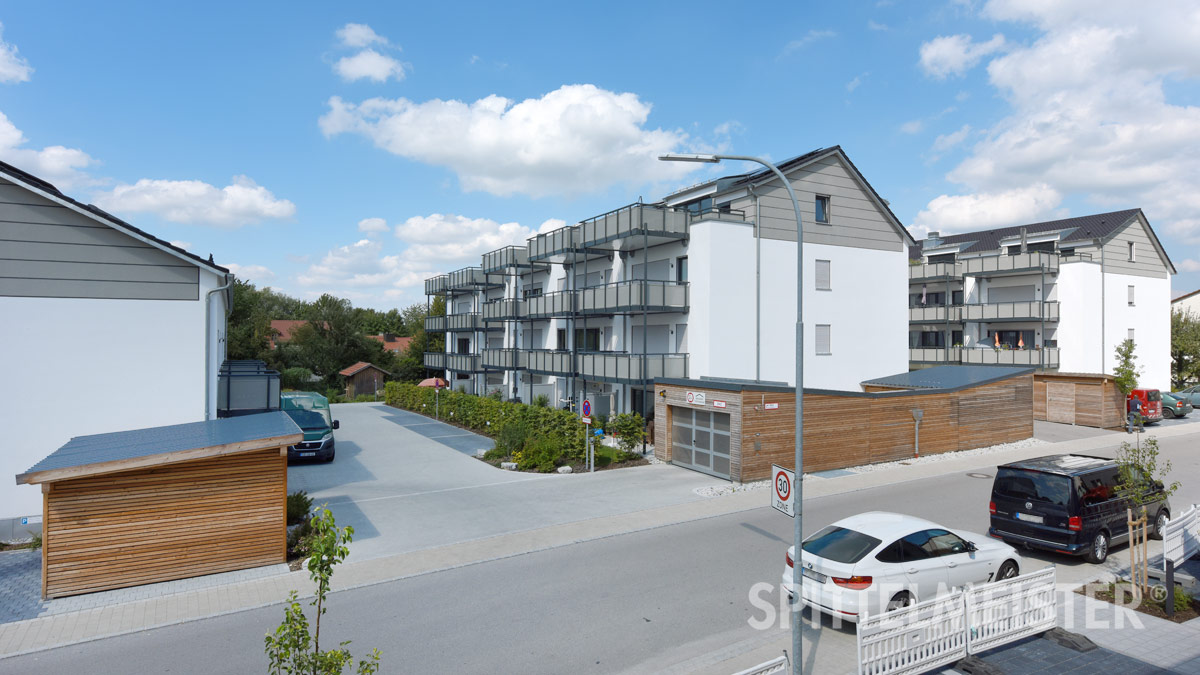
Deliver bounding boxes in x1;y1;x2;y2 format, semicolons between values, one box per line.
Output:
2;1;1198;308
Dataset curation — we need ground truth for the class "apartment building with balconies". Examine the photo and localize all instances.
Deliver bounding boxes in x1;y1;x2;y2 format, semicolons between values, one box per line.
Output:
908;209;1175;388
424;146;915;416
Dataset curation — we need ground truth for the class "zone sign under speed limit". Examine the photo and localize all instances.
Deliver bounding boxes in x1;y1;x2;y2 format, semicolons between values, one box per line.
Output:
771;464;795;517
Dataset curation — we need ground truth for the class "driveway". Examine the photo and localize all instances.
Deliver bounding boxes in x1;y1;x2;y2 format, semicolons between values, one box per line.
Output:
288;403;720;561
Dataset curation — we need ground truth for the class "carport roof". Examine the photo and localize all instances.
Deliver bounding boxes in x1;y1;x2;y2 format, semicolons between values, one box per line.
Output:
16;412;302;485
862;365;1034;391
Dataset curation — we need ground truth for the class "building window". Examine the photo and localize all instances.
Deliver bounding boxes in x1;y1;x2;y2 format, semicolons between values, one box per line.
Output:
1128;241;1136;262
815;195;830;224
815;260;831;290
556;328;566;349
816;324;832;354
1128;328;1135;342
676;256;688;283
1127;285;1135;306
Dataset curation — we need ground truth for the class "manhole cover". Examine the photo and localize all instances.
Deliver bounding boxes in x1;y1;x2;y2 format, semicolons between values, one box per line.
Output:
967;472;992;479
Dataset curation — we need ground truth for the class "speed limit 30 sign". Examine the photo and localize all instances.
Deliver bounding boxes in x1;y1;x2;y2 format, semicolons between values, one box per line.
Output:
771;464;795;517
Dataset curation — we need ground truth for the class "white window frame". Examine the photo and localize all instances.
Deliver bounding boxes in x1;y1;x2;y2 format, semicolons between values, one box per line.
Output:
815;195;831;224
1128;328;1135;342
816;324;832;355
815;259;831;291
1127;284;1135;307
1128;241;1136;262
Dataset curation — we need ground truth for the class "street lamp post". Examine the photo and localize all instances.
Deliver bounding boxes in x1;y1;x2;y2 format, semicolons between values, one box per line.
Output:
660;153;805;675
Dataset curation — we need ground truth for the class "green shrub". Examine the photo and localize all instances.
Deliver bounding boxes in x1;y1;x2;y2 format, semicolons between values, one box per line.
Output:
610;412;646;452
494;419;530;456
281;367;315;391
516;436;561;472
482;447;508;462
287;491;314;526
532;393;550;408
1172;586;1192;613
486;388;503;400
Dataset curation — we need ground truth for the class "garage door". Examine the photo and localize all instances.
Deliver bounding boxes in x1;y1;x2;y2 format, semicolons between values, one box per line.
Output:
671;406;732;479
1046;382;1076;424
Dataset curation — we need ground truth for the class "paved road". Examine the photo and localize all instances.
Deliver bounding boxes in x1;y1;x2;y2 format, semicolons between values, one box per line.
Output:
289;403;718;561
11;429;1199;674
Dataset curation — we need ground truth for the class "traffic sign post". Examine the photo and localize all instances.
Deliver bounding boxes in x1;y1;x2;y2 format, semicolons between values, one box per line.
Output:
771;464;795;518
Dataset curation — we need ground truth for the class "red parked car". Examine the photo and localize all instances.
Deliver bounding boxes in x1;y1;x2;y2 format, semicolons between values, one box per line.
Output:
1127;389;1163;424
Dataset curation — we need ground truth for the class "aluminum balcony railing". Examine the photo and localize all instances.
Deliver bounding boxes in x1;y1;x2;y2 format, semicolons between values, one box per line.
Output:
446;353;483;372
578;280;689;315
447;266;500;291
962;347;1059;368
482;348;527;371
576;352;688;384
526;290;577;319
482;298;526;321
526;349;575;376
482;246;531;273
444;312;496;332
527;224;579;262
578;202;689;248
424;315;447;333
960;251;1058;277
909;305;963;323
424;275;449;296
909;347;963;363
423;352;446;369
961;301;1059;322
908;262;962;281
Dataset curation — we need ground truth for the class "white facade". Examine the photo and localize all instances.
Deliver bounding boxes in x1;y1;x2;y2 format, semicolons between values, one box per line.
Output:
1173;290;1200;318
426;147;915;416
0;163;230;529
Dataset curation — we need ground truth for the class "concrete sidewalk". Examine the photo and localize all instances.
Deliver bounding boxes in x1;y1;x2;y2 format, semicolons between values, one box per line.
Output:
1;416;1196;661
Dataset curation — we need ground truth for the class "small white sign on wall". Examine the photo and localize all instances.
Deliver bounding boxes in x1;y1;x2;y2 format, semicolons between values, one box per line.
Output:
20;515;42;526
764;402;779;410
685;391;707;406
713;400;727;408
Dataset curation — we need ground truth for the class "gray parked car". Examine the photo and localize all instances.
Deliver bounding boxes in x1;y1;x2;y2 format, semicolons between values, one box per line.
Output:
1171;385;1200;407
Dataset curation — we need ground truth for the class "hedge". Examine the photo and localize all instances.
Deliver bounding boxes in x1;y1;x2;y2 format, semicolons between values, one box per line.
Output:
384;382;587;465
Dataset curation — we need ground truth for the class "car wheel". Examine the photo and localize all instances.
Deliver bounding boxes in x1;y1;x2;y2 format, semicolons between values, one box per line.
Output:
324;447;336;463
886;592;914;612
1152;509;1169;540
1164;409;1176;419
1085;531;1109;564
996;560;1019;580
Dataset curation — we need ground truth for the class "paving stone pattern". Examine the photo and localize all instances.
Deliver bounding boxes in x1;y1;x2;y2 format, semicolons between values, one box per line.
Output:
941;635;1178;674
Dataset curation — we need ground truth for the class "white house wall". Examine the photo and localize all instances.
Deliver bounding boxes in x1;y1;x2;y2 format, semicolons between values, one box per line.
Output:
1105;271;1171;389
1055;261;1104;373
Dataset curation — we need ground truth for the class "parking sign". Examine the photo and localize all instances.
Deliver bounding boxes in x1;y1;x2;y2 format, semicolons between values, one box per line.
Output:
771;464;795;517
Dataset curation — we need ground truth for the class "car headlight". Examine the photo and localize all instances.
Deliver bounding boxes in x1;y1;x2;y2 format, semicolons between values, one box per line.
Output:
321;432;333;442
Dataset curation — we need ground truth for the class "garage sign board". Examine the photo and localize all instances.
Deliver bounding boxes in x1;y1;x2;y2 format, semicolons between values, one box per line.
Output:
771;464;795;518
686;391;707;406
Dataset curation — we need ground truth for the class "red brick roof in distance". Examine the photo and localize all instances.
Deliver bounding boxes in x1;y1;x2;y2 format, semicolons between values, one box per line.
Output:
368;334;413;353
339;361;386;377
269;320;309;348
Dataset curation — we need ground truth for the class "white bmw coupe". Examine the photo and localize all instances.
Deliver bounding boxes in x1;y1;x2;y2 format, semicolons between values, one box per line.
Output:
782;512;1021;623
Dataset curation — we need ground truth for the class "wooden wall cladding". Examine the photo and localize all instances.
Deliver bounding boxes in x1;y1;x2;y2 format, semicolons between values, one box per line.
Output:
42;448;286;598
1032;374;1123;429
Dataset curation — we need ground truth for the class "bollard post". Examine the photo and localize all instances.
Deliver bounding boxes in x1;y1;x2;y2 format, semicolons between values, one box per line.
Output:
1166;559;1175;620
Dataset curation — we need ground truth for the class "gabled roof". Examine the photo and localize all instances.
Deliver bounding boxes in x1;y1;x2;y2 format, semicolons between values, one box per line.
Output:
368;334;414;353
0;159;229;276
16;412;301;485
1174;289;1200;303
270;320;311;344
911;209;1175;274
339;361;388;377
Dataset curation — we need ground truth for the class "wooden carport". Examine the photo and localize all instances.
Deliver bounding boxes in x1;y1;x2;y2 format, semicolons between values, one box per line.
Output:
1032;372;1124;428
15;412;301;599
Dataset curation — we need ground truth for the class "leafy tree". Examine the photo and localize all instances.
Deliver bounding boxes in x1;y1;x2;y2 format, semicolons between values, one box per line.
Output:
264;507;380;674
226;278;273;361
1170;309;1200;389
1113;339;1141;396
1113;437;1180;595
291;295;394;387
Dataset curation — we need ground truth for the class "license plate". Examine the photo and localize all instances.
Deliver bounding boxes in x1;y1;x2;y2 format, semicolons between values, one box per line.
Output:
801;567;827;583
1015;512;1044;524
300;452;315;457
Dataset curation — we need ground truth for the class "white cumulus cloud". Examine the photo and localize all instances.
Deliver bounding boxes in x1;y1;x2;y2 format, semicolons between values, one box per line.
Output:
394;213;538;263
334;49;407;83
912;184;1065;238
1178;259;1200;273
0;111;95;189
95;175;296;227
226;263;276;283
916;1;1200;243
0;23;32;83
931;124;972;154
919;33;1006;79
357;217;389;234
169;240;193;250
337;23;388;48
319;84;696;198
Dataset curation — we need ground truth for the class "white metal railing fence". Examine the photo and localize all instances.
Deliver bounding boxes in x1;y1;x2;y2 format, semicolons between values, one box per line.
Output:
731;654;788;675
964;567;1057;654
1163;504;1200;571
857;567;1057;675
857;591;967;675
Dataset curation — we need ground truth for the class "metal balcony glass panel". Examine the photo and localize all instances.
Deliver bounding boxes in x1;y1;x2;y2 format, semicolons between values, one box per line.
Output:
908;305;963;323
578;203;690;249
962;347;1059;368
424;315;447;333
687;205;747;224
482;348;527;371
909;347;962;363
960;252;1059;277
527;225;579;262
446;353;482;373
961;301;1059;322
445;312;494;332
576;352;688;384
526;350;575;376
482;246;531;273
578;280;689;315
526;290;577;318
423;352;446;369
447;266;501;290
424;275;449;296
482;298;526;321
909;262;962;281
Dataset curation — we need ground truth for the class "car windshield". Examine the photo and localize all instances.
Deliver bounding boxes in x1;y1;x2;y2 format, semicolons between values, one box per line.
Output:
1147;391;1161;402
802;526;882;564
994;468;1072;507
284;409;331;431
